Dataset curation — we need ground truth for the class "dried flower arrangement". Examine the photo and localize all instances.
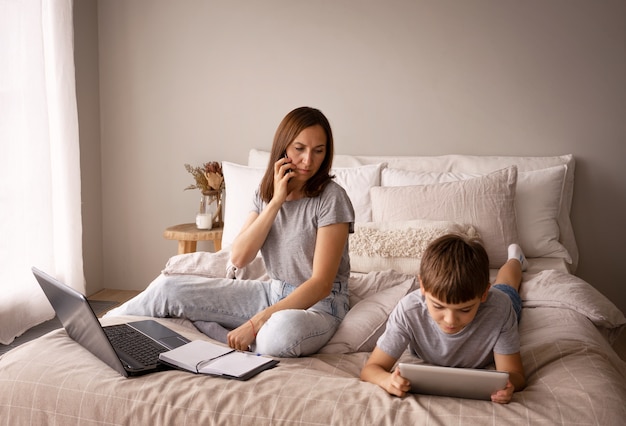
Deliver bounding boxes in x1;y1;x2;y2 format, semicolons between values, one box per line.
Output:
184;162;225;193
184;162;225;228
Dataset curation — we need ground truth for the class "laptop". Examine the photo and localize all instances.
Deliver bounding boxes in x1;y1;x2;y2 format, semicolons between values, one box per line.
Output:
398;362;509;400
32;266;190;377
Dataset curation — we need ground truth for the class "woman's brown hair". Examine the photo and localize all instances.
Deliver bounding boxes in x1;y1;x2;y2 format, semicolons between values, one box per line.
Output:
419;233;490;304
259;107;334;202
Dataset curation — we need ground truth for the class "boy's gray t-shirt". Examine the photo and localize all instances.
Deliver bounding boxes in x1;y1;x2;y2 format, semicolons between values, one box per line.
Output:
377;288;519;368
252;180;355;286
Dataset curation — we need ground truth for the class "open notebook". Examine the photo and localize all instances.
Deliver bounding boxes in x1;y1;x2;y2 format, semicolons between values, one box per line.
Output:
159;339;279;381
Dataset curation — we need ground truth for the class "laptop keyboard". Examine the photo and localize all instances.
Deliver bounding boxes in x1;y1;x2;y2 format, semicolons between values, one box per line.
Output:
104;324;166;366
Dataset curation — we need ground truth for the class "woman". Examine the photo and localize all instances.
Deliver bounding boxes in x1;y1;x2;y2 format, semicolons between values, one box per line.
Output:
107;106;354;357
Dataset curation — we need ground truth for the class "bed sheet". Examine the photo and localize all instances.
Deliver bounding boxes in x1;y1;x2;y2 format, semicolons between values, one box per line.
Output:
1;269;625;425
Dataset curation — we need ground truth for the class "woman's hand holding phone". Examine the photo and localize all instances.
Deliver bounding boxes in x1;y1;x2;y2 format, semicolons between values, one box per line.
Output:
272;154;292;202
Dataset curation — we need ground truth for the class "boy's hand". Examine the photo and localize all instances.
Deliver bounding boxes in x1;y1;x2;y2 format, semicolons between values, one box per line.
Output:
490;380;514;404
492;352;526;403
383;367;411;397
361;347;411;397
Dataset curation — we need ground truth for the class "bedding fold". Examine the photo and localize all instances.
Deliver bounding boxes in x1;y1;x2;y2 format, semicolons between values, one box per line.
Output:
520;270;626;342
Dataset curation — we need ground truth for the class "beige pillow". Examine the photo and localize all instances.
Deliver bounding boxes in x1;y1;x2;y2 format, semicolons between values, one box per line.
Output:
370;167;518;268
319;271;418;354
382;165;571;262
350;220;478;275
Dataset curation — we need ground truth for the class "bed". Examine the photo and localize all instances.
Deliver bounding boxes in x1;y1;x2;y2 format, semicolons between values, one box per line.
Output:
2;151;625;425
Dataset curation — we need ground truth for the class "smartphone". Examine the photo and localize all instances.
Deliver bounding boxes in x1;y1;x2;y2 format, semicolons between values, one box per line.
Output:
283;152;293;174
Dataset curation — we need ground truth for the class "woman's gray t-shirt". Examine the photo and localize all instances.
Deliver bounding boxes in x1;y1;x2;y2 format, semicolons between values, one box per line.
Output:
252;180;354;286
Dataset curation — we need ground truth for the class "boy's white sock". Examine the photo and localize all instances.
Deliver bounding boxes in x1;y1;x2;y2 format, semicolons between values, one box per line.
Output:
508;243;528;271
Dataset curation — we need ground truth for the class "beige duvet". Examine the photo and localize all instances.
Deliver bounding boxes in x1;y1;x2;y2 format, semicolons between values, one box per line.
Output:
2;267;625;425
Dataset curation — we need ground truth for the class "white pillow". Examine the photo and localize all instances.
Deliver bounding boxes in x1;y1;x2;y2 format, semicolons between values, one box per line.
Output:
332;163;384;223
381;165;570;261
319;271;418;354
350;220;478;275
516;166;570;261
382;168;480;185
162;251;269;281
221;162;265;249
370;167;518;268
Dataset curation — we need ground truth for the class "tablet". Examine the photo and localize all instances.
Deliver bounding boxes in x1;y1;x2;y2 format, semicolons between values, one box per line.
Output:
398;363;509;400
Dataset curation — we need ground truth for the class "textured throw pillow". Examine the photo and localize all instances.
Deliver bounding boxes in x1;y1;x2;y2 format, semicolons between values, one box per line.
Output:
350;220;478;275
370;167;518;268
319;271;418;354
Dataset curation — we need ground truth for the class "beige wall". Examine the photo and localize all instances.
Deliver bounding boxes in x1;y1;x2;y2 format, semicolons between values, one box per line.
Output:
75;0;103;296
74;1;626;314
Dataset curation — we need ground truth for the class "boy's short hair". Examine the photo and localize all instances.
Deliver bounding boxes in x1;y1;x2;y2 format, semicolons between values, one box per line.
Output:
419;233;490;303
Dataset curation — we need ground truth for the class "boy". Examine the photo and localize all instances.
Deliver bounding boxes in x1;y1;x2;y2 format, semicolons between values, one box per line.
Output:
360;234;527;404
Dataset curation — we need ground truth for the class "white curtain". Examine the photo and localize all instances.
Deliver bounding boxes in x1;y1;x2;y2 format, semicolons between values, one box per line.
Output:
0;0;84;344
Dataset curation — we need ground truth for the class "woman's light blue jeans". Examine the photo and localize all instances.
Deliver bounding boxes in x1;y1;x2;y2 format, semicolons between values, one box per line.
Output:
105;274;350;358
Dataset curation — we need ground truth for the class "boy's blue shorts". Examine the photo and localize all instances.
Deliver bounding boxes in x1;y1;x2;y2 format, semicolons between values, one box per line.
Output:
493;284;522;323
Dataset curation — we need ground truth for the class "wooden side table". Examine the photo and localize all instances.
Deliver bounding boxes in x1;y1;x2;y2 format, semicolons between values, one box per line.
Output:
163;223;223;254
